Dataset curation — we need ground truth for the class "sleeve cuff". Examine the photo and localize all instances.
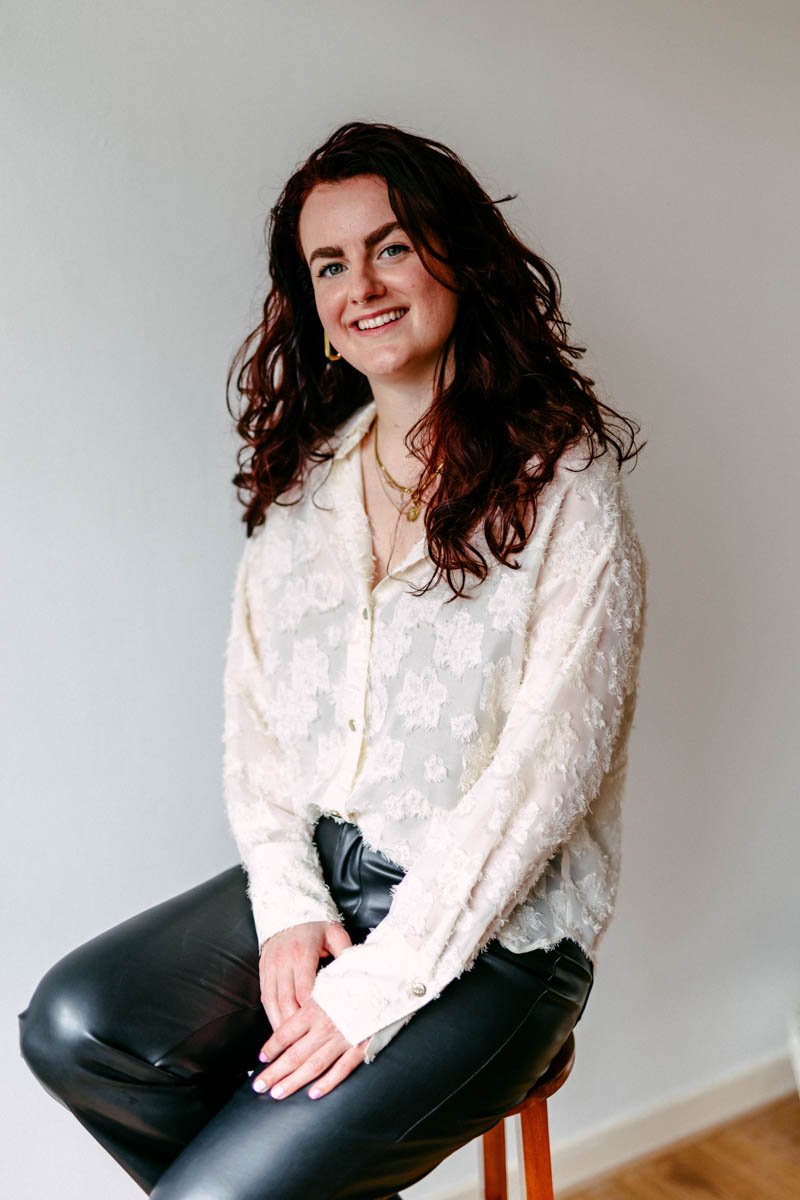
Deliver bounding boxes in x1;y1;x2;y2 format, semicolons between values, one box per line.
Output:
248;886;345;952
310;935;438;1054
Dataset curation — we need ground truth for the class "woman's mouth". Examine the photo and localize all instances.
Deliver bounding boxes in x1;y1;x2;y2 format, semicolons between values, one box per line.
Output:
351;308;409;335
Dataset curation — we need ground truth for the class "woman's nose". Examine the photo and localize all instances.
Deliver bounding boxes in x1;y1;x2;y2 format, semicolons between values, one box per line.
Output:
348;260;384;305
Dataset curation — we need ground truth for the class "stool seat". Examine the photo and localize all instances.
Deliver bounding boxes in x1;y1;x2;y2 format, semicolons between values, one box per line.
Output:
479;1032;575;1200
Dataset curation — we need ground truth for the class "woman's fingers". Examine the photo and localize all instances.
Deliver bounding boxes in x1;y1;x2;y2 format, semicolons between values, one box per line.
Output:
252;997;365;1099
259;922;346;1031
259;952;284;1034
275;957;299;1025
252;1030;337;1098
259;968;277;1033
253;1033;365;1100
324;922;353;958
305;1043;367;1099
293;953;318;1007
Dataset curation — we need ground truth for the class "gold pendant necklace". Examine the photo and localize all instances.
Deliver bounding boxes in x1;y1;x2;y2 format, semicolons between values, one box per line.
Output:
373;421;443;522
376;459;421;521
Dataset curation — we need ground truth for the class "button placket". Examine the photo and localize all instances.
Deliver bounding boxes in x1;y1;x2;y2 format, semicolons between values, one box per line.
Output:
340;591;373;790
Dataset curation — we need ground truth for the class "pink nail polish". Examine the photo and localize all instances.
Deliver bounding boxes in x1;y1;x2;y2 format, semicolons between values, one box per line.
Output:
308;1087;322;1099
258;1051;269;1063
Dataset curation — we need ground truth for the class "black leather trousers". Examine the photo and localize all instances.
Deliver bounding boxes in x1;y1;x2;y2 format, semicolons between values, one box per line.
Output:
18;816;594;1200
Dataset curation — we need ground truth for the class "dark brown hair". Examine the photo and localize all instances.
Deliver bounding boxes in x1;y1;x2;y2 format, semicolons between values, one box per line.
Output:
227;120;645;598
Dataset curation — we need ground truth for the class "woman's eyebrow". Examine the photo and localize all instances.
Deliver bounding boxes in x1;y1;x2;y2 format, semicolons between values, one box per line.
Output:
308;220;402;267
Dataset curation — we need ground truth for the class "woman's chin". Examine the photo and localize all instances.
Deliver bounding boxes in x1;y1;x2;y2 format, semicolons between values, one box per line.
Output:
356;350;438;385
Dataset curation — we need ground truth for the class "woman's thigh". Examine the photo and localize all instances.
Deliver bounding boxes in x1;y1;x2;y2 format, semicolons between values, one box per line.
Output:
20;825;594;1200
20;864;266;1092
151;938;593;1200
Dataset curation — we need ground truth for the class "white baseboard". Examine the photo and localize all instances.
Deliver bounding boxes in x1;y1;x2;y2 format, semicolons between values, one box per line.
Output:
422;1051;797;1200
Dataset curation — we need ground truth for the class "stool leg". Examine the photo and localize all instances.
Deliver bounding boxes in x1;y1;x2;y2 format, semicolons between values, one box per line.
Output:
480;1119;508;1200
518;1100;554;1200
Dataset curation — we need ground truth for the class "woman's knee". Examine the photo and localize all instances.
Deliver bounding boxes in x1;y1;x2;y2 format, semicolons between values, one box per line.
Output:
18;946;103;1099
151;1179;236;1200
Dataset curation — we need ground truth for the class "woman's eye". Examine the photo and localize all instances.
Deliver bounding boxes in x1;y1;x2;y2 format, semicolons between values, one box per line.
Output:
316;244;410;278
380;243;410;259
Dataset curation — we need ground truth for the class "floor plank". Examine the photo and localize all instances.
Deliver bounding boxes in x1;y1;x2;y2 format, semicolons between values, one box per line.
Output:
558;1093;800;1200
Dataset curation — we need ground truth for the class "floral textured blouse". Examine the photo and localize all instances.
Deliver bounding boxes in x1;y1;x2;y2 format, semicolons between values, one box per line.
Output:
222;398;648;1063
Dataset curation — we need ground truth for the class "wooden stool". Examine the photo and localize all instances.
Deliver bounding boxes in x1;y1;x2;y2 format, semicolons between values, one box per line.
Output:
479;1032;575;1200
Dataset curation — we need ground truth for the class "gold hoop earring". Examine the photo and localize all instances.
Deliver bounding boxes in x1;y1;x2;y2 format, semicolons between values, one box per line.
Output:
323;330;342;361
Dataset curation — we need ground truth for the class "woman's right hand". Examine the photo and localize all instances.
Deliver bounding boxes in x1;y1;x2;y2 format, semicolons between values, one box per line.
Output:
258;921;353;1034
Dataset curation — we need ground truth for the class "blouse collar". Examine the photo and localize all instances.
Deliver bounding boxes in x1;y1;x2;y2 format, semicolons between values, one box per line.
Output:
330;399;378;462
325;397;432;583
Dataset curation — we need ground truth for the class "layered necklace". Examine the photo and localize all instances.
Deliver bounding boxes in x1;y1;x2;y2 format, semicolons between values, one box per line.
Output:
373;419;444;522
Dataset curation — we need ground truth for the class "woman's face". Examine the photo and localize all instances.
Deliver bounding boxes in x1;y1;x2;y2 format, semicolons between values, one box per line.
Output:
298;174;459;388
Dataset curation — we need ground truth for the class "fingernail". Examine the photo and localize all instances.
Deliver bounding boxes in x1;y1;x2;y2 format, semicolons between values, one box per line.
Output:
270;1084;284;1099
258;1051;269;1062
308;1086;322;1099
252;1078;267;1093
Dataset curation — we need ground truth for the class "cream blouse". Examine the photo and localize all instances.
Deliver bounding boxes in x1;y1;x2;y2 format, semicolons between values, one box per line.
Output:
222;398;648;1062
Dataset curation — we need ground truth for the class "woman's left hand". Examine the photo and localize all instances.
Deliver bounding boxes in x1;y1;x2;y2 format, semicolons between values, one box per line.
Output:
251;996;368;1100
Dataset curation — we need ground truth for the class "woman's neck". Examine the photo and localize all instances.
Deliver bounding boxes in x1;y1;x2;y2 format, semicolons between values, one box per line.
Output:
366;367;443;484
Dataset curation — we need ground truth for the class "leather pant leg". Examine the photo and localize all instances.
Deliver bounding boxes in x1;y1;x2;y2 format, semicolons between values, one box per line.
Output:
18;866;268;1193
19;818;594;1199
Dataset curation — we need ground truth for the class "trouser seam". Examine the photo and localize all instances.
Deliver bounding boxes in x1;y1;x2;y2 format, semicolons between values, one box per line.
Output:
393;952;567;1145
323;953;568;1200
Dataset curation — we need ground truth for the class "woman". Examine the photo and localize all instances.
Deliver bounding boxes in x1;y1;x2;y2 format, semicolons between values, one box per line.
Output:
19;120;647;1199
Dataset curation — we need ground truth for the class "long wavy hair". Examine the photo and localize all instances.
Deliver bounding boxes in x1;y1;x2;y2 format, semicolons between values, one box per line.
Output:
227;120;645;599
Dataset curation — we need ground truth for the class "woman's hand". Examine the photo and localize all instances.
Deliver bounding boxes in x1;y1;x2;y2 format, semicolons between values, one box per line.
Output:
251;994;369;1100
258;919;352;1031
255;920;367;1099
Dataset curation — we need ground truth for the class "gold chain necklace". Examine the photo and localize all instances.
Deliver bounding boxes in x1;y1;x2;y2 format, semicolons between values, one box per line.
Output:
373;421;444;522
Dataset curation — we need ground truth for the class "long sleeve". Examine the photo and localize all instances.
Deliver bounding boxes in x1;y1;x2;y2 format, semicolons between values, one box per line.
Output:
311;465;646;1060
223;536;345;949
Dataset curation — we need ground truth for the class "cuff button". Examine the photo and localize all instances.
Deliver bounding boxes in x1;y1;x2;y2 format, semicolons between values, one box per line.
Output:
410;981;427;997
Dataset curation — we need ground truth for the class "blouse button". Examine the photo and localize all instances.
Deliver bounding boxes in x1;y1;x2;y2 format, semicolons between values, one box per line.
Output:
410;980;427;997
361;607;369;620
348;718;356;731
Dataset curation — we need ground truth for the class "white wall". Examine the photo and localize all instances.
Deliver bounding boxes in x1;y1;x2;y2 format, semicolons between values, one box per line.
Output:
3;2;799;1197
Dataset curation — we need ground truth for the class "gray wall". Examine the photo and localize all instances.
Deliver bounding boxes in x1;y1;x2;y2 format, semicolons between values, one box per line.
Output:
3;2;799;1197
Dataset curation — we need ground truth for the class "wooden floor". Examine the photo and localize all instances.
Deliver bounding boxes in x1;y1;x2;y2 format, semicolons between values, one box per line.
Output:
559;1093;800;1199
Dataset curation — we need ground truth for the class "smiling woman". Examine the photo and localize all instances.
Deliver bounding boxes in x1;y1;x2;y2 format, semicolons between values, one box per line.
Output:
19;120;648;1200
299;177;459;392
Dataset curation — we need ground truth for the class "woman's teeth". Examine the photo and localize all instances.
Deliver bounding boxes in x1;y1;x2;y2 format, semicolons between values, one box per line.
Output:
355;309;407;331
